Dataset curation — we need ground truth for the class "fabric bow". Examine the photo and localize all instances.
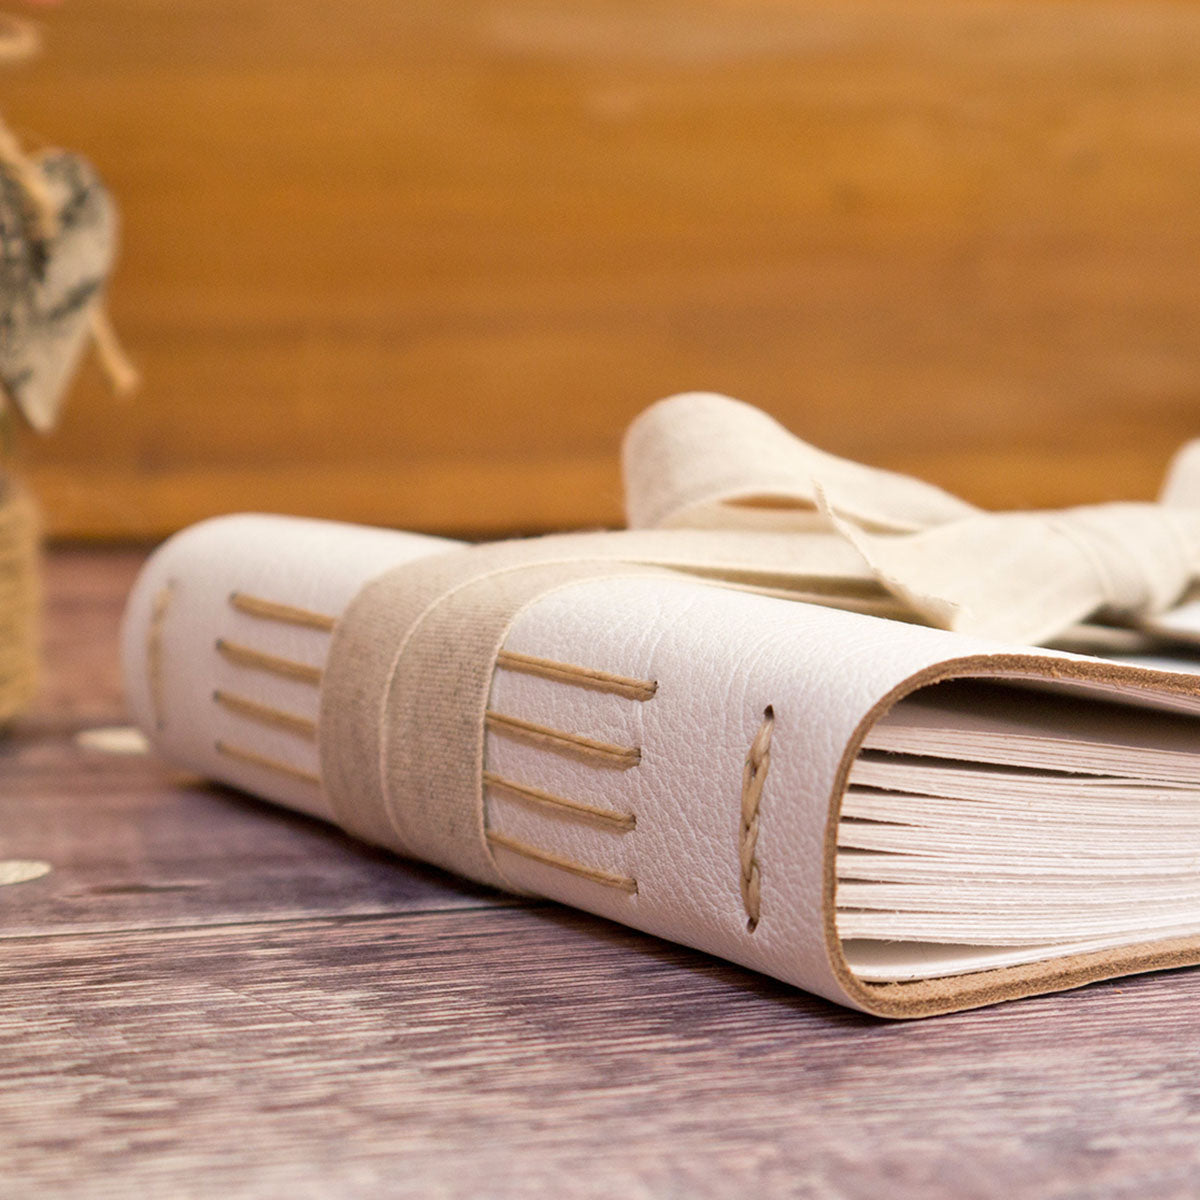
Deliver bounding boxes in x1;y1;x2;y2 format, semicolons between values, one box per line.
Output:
620;392;1200;646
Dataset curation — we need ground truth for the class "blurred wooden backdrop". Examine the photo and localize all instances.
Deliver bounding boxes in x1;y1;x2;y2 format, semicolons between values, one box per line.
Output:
7;0;1200;539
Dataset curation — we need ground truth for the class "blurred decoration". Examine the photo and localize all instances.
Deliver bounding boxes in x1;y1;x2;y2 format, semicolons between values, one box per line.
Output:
0;3;132;723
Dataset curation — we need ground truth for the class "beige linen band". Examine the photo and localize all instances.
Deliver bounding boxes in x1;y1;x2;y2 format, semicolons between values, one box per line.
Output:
319;537;671;888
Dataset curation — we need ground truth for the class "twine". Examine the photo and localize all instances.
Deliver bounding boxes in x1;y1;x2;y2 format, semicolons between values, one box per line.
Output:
0;478;40;725
739;706;774;932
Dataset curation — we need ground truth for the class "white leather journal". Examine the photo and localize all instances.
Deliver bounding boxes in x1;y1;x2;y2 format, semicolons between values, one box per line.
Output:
119;394;1200;1017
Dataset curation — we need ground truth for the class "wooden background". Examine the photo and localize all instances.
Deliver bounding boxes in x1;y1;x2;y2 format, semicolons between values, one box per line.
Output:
7;0;1200;539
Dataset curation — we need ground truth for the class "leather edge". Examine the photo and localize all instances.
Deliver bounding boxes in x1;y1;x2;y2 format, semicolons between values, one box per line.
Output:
821;653;1200;1019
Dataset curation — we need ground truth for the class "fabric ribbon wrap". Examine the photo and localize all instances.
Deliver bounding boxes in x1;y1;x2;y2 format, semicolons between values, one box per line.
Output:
320;391;1200;887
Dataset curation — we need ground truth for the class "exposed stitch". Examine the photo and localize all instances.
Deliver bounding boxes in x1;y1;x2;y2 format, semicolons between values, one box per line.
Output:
215;740;321;785
229;592;337;633
495;649;657;701
485;711;641;769
0;485;38;726
486;830;638;893
215;638;323;686
213;689;317;740
482;770;636;832
740;706;774;932
146;583;173;730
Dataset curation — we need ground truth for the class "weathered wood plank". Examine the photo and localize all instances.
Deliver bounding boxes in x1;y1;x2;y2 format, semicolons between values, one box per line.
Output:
32;548;142;724
0;750;504;937
4;909;1200;1197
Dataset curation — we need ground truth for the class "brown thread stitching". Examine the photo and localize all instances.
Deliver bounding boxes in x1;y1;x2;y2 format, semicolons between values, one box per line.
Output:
146;583;173;731
485;711;641;769
495;650;657;701
740;706;774;932
482;770;636;832
215;639;323;686
486;830;638;893
214;740;321;785
213;689;317;740
229;592;337;633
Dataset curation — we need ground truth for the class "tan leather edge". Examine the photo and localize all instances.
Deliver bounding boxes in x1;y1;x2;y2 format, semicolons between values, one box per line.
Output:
822;653;1200;1019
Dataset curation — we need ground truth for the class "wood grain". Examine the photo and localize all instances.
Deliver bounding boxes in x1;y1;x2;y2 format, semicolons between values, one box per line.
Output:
1;0;1198;538
8;911;1200;1196
9;554;1200;1195
32;547;142;722
0;749;504;939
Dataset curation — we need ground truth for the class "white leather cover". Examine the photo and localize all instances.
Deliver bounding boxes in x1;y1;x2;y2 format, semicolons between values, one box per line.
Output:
121;514;1200;1016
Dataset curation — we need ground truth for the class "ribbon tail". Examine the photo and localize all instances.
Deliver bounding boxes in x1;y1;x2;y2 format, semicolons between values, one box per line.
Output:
1160;440;1200;509
816;490;1106;644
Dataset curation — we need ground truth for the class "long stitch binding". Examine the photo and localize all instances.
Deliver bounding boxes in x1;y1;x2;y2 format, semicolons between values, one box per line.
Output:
215;739;321;785
483;770;636;831
215;638;323;686
229;592;337;632
213;689;317;740
486;830;638;893
485;710;641;769
495;649;657;701
146;583;173;730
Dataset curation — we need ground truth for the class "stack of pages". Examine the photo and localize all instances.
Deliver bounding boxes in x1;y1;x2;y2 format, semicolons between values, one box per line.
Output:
842;679;1200;982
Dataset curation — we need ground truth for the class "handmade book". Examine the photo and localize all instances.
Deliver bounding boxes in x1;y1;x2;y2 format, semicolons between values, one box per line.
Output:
119;393;1200;1018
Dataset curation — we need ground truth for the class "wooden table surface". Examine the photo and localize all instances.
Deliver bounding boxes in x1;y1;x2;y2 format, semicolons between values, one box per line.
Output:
7;548;1200;1198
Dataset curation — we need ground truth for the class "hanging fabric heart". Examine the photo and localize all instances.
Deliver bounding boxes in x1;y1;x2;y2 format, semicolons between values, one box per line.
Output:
0;148;118;432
